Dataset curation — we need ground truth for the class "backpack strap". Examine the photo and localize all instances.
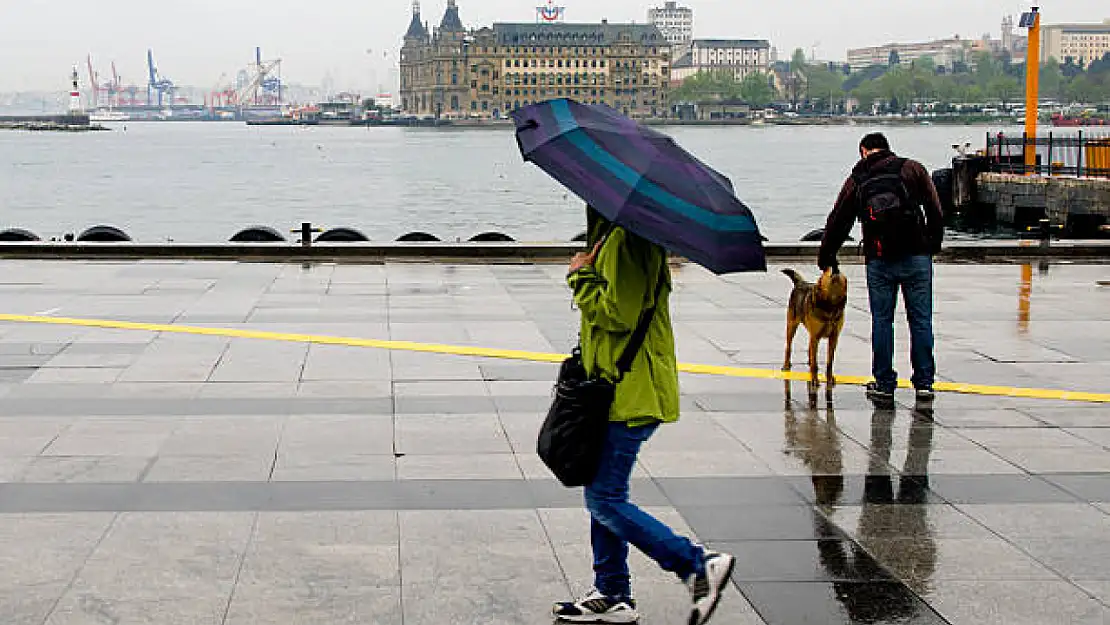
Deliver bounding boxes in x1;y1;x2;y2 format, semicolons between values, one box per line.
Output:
614;254;667;380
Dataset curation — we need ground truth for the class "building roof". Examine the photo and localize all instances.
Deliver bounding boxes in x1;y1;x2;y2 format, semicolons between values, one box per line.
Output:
406;11;429;39
440;0;463;31
1044;20;1110;31
672;52;693;68
692;38;771;49
492;22;666;47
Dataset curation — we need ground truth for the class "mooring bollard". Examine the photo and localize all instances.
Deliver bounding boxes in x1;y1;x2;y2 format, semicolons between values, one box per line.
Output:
1026;218;1064;250
292;222;323;248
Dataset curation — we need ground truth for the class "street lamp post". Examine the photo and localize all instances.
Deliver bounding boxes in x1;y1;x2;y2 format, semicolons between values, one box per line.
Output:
1021;6;1042;175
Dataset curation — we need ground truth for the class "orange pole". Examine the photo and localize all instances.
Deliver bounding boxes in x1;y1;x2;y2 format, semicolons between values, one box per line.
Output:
1023;7;1041;174
1018;263;1033;334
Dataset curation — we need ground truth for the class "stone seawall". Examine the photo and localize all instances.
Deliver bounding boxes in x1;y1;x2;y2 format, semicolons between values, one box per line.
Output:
977;173;1110;234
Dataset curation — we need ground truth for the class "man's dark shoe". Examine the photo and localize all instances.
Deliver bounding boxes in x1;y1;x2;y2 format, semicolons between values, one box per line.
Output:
915;386;936;402
866;382;895;402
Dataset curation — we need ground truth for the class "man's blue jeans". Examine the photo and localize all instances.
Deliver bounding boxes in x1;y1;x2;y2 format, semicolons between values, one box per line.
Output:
866;255;936;392
585;422;705;599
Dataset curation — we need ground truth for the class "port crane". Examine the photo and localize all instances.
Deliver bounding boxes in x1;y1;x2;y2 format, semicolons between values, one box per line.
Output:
234;47;283;108
86;55;120;108
146;49;175;107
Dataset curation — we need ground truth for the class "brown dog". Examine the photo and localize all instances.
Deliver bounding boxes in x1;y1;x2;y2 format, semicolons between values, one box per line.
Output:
783;268;849;386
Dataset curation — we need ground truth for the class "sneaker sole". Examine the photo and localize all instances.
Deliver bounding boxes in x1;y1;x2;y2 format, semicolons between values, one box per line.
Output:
553;612;640;624
688;556;736;625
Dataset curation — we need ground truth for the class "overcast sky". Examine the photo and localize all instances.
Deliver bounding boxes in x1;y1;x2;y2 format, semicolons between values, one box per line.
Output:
1;1;1105;92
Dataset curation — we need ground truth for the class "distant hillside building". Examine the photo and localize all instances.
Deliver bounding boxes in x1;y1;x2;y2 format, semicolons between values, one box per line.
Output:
847;37;970;72
399;1;672;119
671;39;772;84
1042;19;1110;68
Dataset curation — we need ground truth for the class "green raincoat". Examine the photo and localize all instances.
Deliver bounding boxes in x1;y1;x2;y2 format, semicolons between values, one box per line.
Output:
566;211;681;428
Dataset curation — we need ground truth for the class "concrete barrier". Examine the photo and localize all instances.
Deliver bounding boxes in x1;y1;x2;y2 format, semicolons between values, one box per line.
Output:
468;232;515;242
0;228;40;242
230;226;286;243
77;225;131;242
316;227;370;243
396;232;441;242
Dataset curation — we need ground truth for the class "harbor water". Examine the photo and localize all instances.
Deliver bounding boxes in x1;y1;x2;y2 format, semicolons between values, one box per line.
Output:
0;121;1022;243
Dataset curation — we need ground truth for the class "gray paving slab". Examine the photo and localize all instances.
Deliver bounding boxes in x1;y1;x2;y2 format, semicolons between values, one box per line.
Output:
44;512;255;625
399;510;566;625
925;580;1110;625
224;512;401;625
19;456;151;483
0;513;115;624
43;418;174;457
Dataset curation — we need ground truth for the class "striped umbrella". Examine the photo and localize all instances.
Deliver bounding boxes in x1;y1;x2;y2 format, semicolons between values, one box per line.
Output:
512;99;766;274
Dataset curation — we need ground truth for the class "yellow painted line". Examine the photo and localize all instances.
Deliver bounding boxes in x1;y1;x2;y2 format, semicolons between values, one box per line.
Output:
1;313;1107;404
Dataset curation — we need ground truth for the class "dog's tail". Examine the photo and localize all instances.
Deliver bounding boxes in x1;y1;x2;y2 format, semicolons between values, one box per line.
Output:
782;268;806;286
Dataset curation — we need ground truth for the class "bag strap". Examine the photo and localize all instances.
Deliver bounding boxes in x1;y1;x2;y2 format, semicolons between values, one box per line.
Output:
614;254;667;379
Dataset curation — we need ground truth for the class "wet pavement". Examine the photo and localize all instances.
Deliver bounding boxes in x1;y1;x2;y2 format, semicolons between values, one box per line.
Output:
0;258;1108;625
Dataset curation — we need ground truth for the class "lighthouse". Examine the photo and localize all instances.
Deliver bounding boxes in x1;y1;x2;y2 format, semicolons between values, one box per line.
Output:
69;66;83;113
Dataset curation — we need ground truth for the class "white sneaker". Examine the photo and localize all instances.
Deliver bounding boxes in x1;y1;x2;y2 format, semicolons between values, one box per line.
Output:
686;552;736;625
553;588;639;623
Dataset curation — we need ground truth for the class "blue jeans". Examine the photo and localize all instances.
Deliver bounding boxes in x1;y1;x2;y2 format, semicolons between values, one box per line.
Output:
866;255;936;392
585;422;705;599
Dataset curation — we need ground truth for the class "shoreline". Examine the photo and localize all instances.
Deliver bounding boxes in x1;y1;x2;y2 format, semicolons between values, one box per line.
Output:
2;116;1037;130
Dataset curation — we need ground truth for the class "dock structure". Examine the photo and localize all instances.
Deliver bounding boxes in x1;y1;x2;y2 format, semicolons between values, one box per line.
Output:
0;113;101;131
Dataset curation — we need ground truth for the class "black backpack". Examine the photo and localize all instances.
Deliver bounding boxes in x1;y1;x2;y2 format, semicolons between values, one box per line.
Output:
854;158;924;259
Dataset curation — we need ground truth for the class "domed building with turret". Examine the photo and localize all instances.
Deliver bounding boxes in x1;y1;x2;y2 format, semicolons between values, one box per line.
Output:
399;1;672;120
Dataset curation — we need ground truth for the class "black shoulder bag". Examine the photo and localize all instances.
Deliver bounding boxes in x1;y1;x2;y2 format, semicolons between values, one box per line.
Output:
537;235;666;488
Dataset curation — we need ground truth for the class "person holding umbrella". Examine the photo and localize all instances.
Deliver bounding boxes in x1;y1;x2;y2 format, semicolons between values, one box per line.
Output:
550;206;734;624
513;100;766;624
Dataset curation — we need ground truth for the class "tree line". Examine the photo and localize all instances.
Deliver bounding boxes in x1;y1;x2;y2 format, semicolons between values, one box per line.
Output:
672;47;1110;113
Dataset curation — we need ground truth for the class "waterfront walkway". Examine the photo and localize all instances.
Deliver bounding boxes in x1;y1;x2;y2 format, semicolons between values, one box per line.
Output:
0;258;1108;625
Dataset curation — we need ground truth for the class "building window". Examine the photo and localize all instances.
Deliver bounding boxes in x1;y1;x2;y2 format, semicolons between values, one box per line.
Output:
451;95;459;110
471;101;477;111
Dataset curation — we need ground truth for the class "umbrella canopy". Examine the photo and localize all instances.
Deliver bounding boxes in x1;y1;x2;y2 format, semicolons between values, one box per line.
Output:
512;99;766;274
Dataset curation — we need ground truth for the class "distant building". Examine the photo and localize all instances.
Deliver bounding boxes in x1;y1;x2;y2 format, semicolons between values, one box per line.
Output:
671;39;772;84
647;1;693;50
399;1;672;119
1042;19;1110;67
847;37;970;72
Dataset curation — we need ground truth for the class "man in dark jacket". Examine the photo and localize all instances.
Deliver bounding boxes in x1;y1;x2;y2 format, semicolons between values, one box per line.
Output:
819;133;944;402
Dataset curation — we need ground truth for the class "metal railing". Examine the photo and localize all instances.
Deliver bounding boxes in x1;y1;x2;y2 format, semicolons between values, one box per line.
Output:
985;132;1110;179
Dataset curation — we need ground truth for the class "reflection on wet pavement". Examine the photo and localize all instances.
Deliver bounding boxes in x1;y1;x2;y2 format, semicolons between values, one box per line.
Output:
688;381;1110;624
